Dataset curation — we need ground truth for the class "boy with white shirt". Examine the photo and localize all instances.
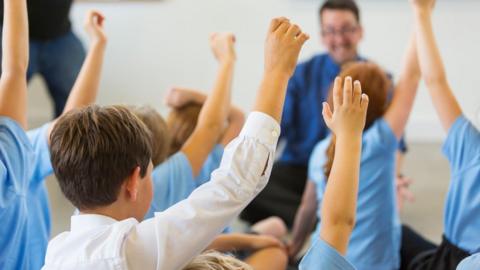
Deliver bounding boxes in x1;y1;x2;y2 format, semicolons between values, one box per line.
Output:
42;17;309;270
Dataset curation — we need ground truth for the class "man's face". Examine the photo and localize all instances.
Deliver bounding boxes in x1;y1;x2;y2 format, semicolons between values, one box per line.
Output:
320;9;363;64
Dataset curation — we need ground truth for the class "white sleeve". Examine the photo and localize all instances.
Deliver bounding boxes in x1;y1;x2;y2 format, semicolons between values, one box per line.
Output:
124;112;281;270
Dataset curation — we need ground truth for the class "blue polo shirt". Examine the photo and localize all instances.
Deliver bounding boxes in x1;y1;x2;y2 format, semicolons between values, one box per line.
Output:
457;253;480;270
194;144;224;187
0;117;35;270
309;119;401;270
442;116;480;254
280;53;404;166
300;238;356;270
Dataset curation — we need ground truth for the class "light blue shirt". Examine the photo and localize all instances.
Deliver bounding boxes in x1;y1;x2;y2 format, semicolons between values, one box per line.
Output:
0;117;35;270
443;116;480;254
309;119;401;270
26;123;54;270
300;238;356;270
194;144;224;187
145;152;194;217
457;253;480;270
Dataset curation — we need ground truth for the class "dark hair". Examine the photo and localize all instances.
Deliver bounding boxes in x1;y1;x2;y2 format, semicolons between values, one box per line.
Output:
130;105;170;167
319;0;360;23
167;103;202;156
50;105;153;210
324;62;390;178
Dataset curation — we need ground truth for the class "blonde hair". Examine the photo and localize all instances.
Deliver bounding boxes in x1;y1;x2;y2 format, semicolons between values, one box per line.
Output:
183;251;253;270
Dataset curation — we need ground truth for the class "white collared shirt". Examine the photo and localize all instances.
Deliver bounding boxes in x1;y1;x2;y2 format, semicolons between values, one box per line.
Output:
42;112;280;270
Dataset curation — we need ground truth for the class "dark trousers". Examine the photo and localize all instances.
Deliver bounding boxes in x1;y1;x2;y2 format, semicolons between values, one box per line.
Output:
240;162;308;228
401;225;470;270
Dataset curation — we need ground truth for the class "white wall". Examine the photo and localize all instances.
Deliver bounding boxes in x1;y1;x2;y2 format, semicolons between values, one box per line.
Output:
29;0;480;141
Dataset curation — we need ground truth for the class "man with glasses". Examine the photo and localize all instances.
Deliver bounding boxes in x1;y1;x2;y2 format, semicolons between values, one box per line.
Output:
241;0;408;229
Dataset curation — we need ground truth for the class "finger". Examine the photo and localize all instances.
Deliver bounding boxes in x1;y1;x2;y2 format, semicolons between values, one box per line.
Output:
95;12;105;27
360;93;369;111
296;32;310;45
343;76;353;105
269;17;289;33
353;80;362;105
332;76;342;109
286;24;301;38
276;20;291;34
322;102;333;127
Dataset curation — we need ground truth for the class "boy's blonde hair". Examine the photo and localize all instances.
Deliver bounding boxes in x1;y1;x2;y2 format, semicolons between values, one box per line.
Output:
183;251;253;270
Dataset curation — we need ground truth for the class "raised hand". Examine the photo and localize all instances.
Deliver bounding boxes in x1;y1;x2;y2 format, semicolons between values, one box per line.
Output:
264;17;309;77
164;87;200;109
84;10;107;44
410;0;436;12
322;77;369;138
210;33;236;63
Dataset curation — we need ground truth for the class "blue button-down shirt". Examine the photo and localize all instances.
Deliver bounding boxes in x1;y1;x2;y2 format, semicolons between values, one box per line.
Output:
279;53;404;166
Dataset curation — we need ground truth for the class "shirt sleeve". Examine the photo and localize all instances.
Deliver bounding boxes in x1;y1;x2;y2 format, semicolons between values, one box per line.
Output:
27;122;54;186
300;238;356;270
144;152;195;217
0;117;34;206
125;112;280;270
442;116;480;173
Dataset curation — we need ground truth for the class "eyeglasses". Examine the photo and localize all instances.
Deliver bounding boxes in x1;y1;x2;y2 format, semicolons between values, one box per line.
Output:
322;25;359;38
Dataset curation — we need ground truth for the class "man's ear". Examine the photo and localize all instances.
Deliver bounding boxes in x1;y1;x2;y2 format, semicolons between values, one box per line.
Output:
125;166;141;202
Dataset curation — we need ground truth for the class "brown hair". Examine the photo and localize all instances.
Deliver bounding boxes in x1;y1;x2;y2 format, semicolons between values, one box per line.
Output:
130;105;170;167
50;105;152;210
320;0;361;23
183;251;253;270
167;103;203;156
324;62;390;178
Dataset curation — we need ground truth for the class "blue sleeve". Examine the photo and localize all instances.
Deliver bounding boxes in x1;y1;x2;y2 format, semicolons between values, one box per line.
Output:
300;238;356;270
194;144;224;187
442;116;480;172
145;152;194;218
308;137;331;204
27;123;54;186
0;117;34;207
457;253;480;270
364;119;398;154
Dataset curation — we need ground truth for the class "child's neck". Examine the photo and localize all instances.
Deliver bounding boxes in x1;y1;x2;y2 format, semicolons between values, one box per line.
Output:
80;200;136;222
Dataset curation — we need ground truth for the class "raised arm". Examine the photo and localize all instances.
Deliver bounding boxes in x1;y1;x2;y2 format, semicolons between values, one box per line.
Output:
206;233;283;253
411;0;462;131
165;87;245;147
181;34;236;176
0;0;29;128
62;10;107;114
253;18;309;121
383;31;421;139
319;77;368;254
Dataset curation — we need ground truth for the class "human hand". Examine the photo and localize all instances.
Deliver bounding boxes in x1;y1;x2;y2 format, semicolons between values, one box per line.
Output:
264;17;309;78
84;10;107;45
396;175;415;211
164;87;202;108
322;77;369;138
287;240;303;261
210;33;236;63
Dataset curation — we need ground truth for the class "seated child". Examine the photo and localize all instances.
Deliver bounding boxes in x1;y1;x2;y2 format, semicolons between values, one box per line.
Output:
299;76;369;269
400;0;480;269
289;21;421;270
42;17;309;269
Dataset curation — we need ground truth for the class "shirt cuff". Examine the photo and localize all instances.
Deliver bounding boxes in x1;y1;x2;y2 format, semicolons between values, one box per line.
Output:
240;112;281;146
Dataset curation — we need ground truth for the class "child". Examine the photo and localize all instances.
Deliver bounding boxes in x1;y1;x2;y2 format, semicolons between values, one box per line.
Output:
401;0;480;269
299;76;369;269
42;17;309;269
289;21;421;270
23;10;107;269
0;0;32;269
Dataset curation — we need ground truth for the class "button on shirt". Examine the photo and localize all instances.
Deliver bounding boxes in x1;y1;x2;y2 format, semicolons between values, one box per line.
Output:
309;119;401;270
0;117;35;270
42;112;281;270
442;116;480;254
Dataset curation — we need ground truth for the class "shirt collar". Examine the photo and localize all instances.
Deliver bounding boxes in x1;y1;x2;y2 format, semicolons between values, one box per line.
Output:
71;214;118;232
